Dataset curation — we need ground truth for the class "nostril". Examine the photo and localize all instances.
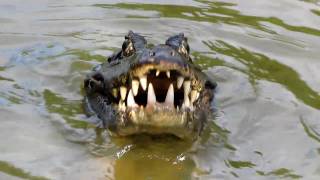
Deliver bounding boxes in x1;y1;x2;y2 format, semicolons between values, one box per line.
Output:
85;73;104;91
85;78;101;90
93;73;104;82
149;51;155;57
205;80;217;89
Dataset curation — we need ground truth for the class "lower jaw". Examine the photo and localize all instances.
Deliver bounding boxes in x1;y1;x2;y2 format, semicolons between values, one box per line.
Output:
109;109;201;140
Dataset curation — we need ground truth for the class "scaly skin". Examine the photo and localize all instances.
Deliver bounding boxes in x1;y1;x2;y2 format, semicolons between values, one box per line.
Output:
84;31;216;140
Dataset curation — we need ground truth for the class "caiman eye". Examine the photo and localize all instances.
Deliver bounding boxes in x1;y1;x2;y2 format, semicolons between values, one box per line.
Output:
165;33;191;60
122;38;135;57
178;40;190;57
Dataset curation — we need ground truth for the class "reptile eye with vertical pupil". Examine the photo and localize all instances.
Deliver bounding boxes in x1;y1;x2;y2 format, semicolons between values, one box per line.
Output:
122;40;135;57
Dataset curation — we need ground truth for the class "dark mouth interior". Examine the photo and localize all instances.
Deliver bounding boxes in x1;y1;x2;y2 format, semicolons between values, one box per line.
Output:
134;69;185;108
106;66;201;112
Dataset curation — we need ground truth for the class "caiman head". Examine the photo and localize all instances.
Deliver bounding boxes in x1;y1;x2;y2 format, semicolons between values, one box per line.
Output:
84;31;216;140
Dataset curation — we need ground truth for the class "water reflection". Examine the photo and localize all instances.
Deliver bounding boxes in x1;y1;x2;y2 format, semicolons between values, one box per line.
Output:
85;118;233;179
201;40;320;109
301;118;320;143
95;2;320;36
112;136;195;180
0;161;48;180
0;0;320;179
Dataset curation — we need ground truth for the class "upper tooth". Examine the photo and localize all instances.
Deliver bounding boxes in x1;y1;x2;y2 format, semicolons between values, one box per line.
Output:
177;76;184;89
156;70;160;77
139;76;147;91
190;90;199;103
183;80;191;96
147;83;156;105
120;86;127;101
164;83;174;108
166;71;170;78
131;80;139;96
127;89;138;107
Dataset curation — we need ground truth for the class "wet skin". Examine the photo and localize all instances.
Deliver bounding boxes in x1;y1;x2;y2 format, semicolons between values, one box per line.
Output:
84;31;216;140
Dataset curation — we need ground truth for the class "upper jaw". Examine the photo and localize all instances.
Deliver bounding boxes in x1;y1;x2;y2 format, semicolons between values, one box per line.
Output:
108;63;205;114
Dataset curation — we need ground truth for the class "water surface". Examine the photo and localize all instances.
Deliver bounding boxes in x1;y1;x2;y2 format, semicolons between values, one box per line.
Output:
0;0;320;179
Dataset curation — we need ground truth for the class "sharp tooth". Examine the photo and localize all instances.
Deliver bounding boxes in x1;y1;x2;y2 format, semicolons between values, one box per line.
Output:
131;80;139;96
190;90;199;103
164;83;174;108
130;111;137;120
183;80;191;96
127;89;138;107
112;88;118;98
156;70;160;77
120;86;127;101
182;80;191;109
182;95;190;109
139;76;147;91
118;100;126;111
147;83;156;104
177;76;184;89
166;71;170;78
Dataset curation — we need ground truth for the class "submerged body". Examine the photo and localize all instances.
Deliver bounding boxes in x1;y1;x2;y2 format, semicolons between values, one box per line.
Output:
84;31;216;140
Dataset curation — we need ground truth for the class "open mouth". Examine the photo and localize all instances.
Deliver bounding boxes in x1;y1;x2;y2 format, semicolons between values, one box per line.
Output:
83;31;217;139
109;64;202;112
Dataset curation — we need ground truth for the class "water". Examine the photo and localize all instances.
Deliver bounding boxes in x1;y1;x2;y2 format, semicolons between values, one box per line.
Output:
0;0;320;179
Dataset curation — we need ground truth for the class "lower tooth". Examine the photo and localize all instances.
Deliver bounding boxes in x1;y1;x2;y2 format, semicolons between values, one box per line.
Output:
127;89;138;107
183;81;191;96
164;84;174;108
120;86;127;101
118;101;126;111
190;90;199;103
147;83;156;105
182;96;190;109
112;88;118;98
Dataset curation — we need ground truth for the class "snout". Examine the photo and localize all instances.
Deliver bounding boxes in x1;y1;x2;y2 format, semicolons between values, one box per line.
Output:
136;44;190;70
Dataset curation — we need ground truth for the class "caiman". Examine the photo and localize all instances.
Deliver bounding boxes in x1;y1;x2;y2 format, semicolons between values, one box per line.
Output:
84;31;216;140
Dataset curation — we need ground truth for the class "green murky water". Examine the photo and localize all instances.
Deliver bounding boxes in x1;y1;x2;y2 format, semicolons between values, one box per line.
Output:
0;0;320;179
